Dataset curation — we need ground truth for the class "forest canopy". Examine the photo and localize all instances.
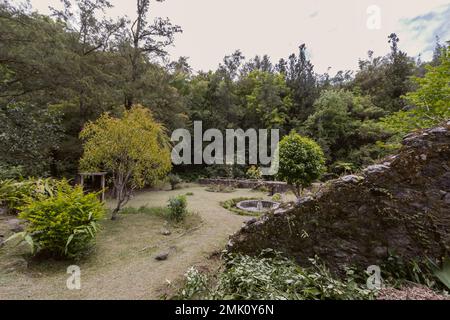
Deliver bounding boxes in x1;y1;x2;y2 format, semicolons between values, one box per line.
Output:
0;0;448;179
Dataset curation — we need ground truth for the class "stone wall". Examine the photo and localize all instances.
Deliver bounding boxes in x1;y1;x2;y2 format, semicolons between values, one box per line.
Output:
227;122;450;273
198;178;290;194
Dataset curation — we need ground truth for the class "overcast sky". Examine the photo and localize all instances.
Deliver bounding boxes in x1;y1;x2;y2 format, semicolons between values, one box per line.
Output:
24;0;450;73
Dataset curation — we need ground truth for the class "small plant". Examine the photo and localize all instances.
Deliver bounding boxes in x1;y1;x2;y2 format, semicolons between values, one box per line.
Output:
431;258;450;290
167;195;188;222
331;161;356;175
246;166;262;180
185;192;194;196
176;267;210;300
168;173;182;190
271;193;282;202
8;181;105;258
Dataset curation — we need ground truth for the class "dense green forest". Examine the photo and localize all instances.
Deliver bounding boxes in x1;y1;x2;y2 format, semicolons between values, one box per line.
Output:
1;0;449;179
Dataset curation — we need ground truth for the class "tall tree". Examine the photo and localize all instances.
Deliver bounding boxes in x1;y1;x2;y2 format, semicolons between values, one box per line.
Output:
238;70;292;130
80;105;172;219
281;44;319;128
121;0;182;108
353;34;415;112
51;0;125;123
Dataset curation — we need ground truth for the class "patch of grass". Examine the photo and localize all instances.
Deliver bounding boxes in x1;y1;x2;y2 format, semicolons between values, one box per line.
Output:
205;184;235;193
119;205;201;230
120;205;168;217
185;192;194;196
220;197;262;216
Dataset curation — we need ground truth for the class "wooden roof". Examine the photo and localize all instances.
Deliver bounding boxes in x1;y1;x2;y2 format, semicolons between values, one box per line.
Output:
79;172;107;176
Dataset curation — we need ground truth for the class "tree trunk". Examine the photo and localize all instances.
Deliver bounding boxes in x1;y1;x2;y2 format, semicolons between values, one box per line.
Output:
111;171;133;220
291;185;302;199
111;174;125;220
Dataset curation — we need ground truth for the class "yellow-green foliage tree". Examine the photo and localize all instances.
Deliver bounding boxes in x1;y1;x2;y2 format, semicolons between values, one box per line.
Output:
80;105;172;219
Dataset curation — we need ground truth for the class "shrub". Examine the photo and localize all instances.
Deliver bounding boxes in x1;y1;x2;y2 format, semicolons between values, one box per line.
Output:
277;132;326;198
168;173;182;190
205;164;246;179
176;267;210;300
246;166;262;180
271;193;282;202
212;251;373;300
120;205;168;217
0;165;24;180
167;195;188;222
11;181;105;258
177;250;374;300
0;178;66;214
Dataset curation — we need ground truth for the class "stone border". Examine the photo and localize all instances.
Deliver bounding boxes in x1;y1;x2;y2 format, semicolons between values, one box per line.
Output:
198;178;289;195
236;200;281;213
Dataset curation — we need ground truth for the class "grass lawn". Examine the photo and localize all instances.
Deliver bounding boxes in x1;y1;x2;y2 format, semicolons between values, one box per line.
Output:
0;184;280;300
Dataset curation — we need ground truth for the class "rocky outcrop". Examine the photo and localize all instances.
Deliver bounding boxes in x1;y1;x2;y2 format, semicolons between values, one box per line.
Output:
227;122;450;272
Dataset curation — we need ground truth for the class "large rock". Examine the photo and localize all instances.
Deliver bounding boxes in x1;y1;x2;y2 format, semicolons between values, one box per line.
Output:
227;123;450;273
6;218;24;233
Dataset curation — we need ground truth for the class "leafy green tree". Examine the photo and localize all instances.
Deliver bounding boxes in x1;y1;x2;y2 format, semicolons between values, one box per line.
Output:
242;54;273;74
0;103;62;176
238;70;292;130
277;132;325;199
0;3;74;102
382;44;450;135
119;0;182;108
303;90;389;170
352;34;415;112
80;105;172;219
282;44;319;127
187;69;241;131
50;0;126;125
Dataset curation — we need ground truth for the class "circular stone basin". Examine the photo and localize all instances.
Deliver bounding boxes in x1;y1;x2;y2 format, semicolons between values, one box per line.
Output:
236;200;280;213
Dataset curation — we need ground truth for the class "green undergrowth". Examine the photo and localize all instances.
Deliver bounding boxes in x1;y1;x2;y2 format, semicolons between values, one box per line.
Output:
174;250;375;300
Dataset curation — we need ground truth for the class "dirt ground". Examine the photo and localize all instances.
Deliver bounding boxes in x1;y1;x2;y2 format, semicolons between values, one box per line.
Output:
0;185;277;300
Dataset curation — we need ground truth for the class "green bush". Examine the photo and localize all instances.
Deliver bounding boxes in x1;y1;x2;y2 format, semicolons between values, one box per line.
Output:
176;266;210;300
11;181;105;258
167;195;188;222
213;251;373;300
168;173;182;190
271;193;282;202
246;166;262;180
0;178;66;214
177;250;374;300
277;131;326;198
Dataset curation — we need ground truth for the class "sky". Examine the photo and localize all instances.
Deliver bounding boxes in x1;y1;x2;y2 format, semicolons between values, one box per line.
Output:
23;0;450;74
